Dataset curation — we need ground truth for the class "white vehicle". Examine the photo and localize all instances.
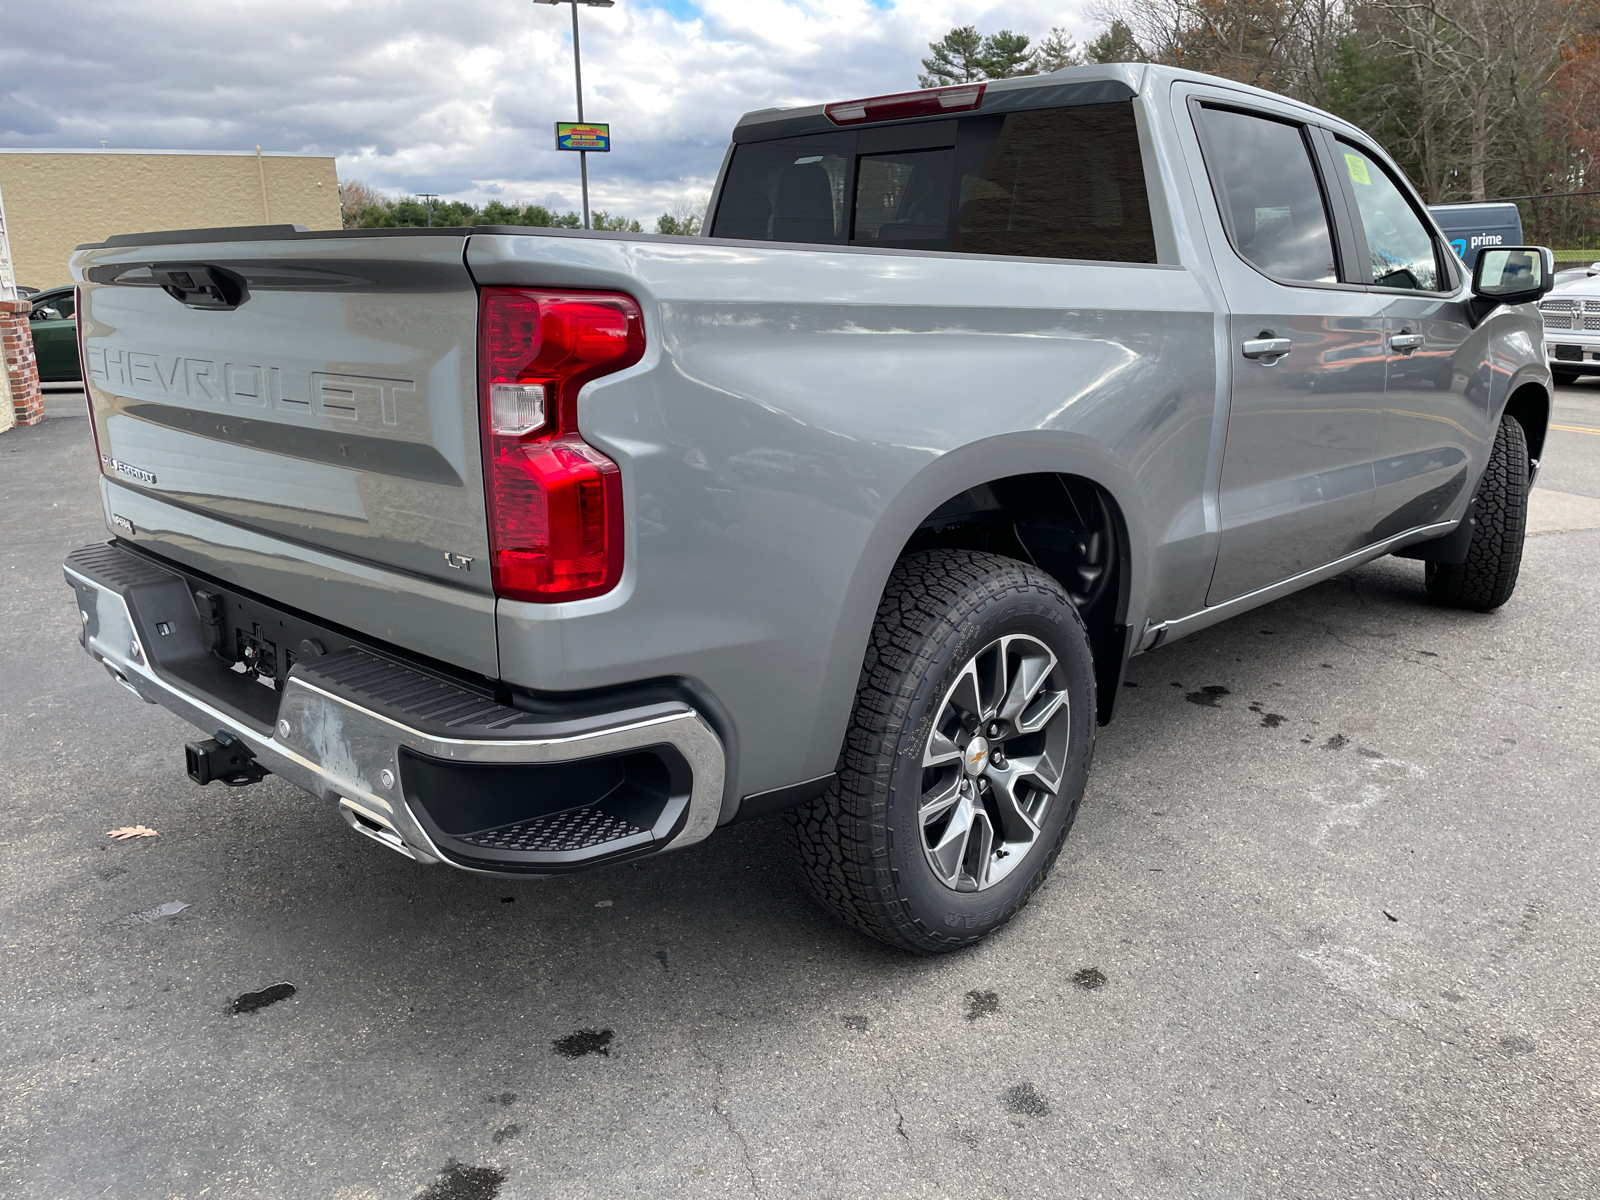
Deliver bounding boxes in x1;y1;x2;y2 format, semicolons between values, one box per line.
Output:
1542;265;1600;383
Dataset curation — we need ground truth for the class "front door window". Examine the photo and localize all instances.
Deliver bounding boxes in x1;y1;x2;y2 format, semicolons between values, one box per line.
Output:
1338;144;1441;291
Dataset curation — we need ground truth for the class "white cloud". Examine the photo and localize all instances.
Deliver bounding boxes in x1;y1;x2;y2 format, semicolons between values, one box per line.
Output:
2;0;1097;222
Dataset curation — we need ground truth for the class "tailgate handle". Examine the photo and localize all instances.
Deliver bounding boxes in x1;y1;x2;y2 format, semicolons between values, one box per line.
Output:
149;263;249;311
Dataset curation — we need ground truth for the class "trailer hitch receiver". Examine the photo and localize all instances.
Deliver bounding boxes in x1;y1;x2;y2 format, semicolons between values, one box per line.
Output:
185;731;270;787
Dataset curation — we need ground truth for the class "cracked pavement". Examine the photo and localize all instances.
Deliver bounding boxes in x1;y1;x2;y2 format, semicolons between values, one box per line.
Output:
4;382;1600;1199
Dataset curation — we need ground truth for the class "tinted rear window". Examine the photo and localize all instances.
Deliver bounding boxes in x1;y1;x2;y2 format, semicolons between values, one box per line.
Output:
710;102;1156;264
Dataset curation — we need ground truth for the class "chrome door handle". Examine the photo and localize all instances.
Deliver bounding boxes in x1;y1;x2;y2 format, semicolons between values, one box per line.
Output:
1241;337;1293;360
1389;332;1425;353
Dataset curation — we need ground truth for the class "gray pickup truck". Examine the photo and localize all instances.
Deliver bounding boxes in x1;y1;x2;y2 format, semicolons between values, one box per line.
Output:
63;64;1554;954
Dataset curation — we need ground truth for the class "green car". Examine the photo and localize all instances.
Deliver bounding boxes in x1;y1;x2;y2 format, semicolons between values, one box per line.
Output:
28;287;81;382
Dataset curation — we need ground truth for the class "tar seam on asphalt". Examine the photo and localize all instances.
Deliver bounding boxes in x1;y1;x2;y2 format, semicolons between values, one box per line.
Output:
964;989;1000;1020
1001;1082;1051;1118
231;982;296;1015
416;1160;507;1200
553;1029;613;1057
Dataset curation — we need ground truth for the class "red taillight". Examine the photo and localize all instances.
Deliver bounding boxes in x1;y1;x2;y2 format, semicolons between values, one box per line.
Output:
478;288;644;602
824;83;985;125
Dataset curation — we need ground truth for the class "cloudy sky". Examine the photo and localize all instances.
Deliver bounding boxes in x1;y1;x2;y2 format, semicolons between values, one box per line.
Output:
2;0;1097;224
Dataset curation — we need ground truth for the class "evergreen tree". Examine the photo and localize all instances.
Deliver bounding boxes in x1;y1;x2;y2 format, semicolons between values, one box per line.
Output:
1031;27;1083;73
1086;19;1144;64
592;212;643;233
919;25;987;86
981;31;1034;78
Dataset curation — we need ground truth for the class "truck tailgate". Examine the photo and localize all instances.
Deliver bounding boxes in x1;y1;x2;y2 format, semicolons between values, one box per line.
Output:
74;231;497;676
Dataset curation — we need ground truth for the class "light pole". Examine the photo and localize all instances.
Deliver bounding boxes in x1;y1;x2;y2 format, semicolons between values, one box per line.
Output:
533;0;614;230
417;192;439;227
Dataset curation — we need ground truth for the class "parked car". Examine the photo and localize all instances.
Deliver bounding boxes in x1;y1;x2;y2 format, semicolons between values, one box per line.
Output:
61;64;1554;954
28;286;81;382
1540;269;1600;384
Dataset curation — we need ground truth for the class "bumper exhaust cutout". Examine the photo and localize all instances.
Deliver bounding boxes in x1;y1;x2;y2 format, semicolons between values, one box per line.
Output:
185;731;270;788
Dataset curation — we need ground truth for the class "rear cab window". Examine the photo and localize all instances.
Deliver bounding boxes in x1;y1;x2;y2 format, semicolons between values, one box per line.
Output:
710;101;1158;264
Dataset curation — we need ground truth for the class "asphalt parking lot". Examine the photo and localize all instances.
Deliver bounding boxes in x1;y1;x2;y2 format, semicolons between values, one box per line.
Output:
5;382;1600;1200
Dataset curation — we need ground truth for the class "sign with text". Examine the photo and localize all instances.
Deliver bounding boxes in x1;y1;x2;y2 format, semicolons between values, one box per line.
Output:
555;122;611;152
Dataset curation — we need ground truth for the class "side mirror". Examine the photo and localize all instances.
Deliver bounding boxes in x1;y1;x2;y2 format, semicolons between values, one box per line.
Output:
1472;246;1553;306
1588;261;1600;277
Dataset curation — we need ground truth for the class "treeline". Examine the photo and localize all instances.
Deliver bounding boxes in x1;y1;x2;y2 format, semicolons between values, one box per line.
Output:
338;185;642;232
923;0;1600;246
337;180;708;235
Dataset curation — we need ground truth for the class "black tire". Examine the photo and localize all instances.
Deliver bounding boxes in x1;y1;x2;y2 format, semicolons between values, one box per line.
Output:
1425;416;1529;611
787;549;1096;954
1552;370;1579;387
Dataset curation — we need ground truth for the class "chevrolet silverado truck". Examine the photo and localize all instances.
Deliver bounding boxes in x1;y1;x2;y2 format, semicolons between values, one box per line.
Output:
62;65;1555;954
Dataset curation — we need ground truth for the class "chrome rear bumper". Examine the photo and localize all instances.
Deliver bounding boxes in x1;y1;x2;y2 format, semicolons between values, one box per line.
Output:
64;543;725;875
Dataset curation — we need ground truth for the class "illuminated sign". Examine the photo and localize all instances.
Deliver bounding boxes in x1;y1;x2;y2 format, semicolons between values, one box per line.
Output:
555;123;611;152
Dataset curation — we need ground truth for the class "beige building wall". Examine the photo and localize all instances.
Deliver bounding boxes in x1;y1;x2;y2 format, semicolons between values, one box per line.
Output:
0;150;342;289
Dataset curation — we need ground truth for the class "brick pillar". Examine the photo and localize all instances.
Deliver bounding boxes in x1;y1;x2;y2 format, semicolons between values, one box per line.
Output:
1;299;44;426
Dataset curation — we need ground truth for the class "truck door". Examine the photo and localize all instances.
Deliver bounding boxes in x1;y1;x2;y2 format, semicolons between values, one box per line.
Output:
1331;139;1486;540
1183;99;1388;604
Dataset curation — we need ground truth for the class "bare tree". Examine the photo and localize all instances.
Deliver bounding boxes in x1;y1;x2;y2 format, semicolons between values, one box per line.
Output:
337;179;388;227
1087;0;1353;103
1364;0;1590;199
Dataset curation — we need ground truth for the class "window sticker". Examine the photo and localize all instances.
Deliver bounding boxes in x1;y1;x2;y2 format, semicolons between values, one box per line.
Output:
1345;153;1371;186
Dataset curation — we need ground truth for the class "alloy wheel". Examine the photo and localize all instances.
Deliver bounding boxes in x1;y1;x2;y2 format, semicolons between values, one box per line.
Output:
918;633;1070;892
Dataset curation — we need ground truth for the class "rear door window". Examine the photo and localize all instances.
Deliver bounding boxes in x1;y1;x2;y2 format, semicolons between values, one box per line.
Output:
1194;106;1339;284
710;102;1157;263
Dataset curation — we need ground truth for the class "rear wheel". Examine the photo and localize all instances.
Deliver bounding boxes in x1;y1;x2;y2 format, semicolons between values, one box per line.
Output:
788;549;1095;954
1425;416;1529;611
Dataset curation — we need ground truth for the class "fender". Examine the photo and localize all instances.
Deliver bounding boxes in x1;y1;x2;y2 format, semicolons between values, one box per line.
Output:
1395;362;1549;565
802;429;1154;775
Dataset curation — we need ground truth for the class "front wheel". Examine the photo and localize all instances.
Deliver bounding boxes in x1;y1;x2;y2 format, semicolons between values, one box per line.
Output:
788;550;1096;954
1425;415;1529;611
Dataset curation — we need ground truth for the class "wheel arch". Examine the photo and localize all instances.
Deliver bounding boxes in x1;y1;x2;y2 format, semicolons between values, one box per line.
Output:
808;434;1150;777
1500;377;1550;470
